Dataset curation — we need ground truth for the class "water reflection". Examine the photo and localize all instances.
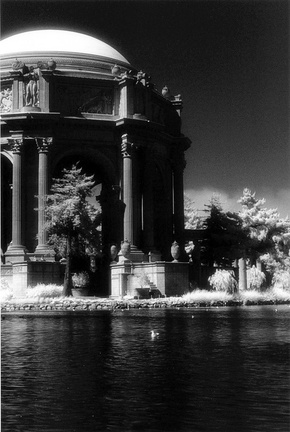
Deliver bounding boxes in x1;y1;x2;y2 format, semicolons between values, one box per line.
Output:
2;307;290;431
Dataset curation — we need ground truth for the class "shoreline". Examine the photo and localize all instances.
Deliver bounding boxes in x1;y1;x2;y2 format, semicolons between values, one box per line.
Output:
2;296;290;313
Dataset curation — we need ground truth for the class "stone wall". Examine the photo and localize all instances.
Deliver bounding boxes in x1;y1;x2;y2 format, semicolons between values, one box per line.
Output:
110;261;189;298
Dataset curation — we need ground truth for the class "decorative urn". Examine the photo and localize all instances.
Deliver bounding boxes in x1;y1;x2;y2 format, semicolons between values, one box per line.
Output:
120;240;131;260
162;86;171;99
47;58;56;71
110;244;118;262
111;64;121;75
171;241;180;262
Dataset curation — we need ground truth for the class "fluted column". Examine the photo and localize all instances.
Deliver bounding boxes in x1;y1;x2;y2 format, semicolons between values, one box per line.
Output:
5;136;27;261
173;152;186;246
120;134;144;262
239;257;247;291
35;137;53;256
121;134;134;243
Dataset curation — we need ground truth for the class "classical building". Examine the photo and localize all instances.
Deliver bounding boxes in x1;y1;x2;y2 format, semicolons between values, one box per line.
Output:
0;29;191;297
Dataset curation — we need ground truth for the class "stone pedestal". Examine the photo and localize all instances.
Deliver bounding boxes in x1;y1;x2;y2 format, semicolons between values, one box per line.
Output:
3;261;64;298
110;262;132;298
110;260;189;298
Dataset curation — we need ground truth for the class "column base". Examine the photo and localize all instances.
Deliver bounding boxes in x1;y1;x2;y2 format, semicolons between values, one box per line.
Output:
148;249;162;262
118;245;145;263
5;245;28;263
129;245;146;263
34;245;56;262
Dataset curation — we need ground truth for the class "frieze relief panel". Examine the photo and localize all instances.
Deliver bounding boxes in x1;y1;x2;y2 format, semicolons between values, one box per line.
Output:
0;86;12;113
54;85;114;116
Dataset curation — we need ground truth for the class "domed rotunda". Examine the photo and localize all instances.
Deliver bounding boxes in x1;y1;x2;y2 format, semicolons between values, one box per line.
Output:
1;29;190;297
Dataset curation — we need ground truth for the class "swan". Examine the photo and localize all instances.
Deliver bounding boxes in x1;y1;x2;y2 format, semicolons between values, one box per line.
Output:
151;330;159;338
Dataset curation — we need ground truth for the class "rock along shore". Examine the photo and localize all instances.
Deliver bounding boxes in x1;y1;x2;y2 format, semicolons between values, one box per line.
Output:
1;296;290;313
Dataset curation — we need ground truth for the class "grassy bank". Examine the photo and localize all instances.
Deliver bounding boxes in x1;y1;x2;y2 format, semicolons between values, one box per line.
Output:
1;285;290;312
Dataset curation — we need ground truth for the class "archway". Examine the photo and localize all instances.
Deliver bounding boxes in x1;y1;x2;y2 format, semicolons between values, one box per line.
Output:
50;150;121;296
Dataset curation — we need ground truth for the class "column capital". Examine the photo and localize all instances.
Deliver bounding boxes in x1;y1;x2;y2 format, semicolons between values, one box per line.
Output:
121;134;136;157
35;137;53;153
8;137;24;154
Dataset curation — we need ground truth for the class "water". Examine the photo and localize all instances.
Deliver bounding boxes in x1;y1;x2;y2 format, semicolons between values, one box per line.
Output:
2;306;290;432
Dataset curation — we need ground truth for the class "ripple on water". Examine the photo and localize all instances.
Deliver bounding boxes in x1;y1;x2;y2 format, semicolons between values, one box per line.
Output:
1;306;290;432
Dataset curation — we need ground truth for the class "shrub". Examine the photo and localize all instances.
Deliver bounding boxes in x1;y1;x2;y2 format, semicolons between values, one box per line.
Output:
208;269;237;293
0;278;13;302
247;266;266;290
182;289;232;303
272;270;290;291
72;271;90;287
26;284;63;298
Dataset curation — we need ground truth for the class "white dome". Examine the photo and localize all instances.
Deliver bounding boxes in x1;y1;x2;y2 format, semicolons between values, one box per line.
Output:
0;29;130;65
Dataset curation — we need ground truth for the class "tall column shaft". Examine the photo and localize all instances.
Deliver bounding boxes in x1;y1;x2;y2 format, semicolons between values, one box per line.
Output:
173;153;186;244
35;137;52;252
120;134;144;262
5;136;27;261
239;257;247;291
12;146;22;247
121;134;134;243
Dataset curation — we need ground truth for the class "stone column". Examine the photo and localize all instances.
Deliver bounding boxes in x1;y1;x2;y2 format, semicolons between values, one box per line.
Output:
173;152;186;249
121;134;134;243
120;134;143;262
5;135;27;262
34;137;53;258
239;257;247;291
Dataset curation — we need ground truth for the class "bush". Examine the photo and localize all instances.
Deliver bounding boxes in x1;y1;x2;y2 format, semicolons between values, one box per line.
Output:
272;270;290;291
247;266;266;290
0;278;13;302
26;284;63;298
182;289;232;303
208;269;237;293
72;271;90;287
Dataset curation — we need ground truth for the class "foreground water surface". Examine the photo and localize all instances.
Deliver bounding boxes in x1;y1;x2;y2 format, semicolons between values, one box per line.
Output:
2;306;290;432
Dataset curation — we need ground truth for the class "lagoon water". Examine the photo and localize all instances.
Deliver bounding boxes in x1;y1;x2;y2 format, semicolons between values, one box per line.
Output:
2;306;290;432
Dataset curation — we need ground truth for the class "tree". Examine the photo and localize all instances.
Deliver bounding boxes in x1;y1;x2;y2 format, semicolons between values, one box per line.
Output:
200;197;247;267
238;188;290;261
238;188;290;284
45;164;102;296
184;194;203;229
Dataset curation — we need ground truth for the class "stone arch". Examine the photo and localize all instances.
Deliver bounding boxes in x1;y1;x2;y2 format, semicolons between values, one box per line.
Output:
152;158;173;259
50;145;123;255
51;147;117;187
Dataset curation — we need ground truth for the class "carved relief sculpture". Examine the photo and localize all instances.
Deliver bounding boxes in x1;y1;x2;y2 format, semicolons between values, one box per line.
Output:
0;87;12;113
55;86;113;115
79;89;113;114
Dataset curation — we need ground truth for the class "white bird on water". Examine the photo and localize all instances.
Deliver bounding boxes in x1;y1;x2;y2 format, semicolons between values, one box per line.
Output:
151;330;159;338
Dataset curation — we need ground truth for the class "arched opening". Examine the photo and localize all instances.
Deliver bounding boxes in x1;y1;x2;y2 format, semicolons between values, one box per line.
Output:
51;152;121;296
1;153;12;257
153;162;173;260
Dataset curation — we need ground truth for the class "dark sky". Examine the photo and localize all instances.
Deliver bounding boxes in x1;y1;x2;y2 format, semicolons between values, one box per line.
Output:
1;0;289;216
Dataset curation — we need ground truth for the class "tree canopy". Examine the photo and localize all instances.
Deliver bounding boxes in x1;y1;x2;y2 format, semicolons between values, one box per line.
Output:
45;164;102;296
200;197;247;267
238;188;290;277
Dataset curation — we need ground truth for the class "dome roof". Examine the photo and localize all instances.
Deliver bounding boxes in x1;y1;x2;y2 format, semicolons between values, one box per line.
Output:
0;29;130;65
